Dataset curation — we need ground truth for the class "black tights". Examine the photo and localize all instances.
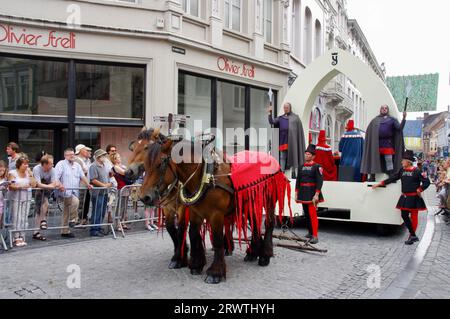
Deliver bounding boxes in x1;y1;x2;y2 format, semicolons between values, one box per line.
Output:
303;204;312;235
401;210;418;236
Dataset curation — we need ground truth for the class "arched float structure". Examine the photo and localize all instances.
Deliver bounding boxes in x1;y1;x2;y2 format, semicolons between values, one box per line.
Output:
284;48;399;143
280;49;403;226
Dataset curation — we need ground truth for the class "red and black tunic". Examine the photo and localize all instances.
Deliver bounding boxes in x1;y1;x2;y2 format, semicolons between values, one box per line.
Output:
381;167;430;212
295;162;324;204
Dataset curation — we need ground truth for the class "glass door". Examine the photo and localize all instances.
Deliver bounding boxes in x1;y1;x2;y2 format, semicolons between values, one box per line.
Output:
217;81;246;156
2;126;68;166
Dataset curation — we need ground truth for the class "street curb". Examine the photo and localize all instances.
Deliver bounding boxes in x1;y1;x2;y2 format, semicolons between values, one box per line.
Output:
380;197;436;299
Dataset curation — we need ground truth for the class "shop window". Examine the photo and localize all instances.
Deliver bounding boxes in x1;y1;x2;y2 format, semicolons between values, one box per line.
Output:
178;72;212;137
75;63;144;121
233;86;245;111
250;87;272;152
217;81;245;155
225;0;241;32
0;56;69;117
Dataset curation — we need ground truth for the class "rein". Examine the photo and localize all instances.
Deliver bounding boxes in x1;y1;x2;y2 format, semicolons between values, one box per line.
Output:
154;155;179;203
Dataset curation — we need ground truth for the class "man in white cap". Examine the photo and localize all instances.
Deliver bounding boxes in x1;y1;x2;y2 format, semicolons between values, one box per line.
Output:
74;144;92;225
74;145;92;175
89;149;112;237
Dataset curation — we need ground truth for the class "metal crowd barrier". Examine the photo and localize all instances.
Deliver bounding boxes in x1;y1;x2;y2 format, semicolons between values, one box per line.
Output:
0;187;7;251
114;184;159;238
1;186;118;249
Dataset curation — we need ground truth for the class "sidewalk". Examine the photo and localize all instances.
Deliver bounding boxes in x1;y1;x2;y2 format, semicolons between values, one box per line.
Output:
401;193;450;299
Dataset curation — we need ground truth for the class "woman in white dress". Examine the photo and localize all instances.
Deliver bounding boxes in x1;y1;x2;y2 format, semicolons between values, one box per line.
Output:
8;156;37;247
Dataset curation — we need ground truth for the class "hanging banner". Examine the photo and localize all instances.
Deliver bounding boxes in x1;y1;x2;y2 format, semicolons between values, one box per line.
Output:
386;74;439;112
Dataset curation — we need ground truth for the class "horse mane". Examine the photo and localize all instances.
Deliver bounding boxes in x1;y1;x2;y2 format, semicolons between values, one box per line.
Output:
147;142;162;169
137;128;154;141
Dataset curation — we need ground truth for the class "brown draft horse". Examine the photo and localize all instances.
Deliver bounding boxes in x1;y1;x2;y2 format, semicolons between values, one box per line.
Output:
126;129;189;270
139;130;281;284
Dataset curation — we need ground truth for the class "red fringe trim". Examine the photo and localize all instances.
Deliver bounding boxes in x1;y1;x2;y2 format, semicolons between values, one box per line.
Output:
234;171;292;248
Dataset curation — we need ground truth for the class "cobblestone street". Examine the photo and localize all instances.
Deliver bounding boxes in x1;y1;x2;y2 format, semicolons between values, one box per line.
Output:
1;187;448;299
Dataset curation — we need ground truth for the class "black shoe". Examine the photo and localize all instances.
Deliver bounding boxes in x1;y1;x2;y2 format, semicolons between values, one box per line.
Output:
309;237;319;245
68;221;77;228
61;233;75;238
90;232;104;237
305;233;313;239
405;235;419;245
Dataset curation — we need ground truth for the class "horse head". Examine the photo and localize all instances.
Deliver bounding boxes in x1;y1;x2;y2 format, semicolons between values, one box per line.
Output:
140;134;177;207
125;127;161;181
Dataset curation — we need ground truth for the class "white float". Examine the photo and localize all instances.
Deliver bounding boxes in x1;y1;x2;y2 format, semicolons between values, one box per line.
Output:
281;48;403;226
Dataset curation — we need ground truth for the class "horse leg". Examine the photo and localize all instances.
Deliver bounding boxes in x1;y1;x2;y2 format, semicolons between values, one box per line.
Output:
224;222;234;257
168;208;188;269
205;213;226;284
188;217;206;275
259;209;275;267
244;219;261;262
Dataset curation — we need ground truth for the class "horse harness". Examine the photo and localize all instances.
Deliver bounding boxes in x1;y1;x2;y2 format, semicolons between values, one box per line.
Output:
155;145;235;208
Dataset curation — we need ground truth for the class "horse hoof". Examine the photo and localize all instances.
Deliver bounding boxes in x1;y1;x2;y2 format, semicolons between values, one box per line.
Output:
205;275;222;284
244;254;258;262
258;256;271;267
169;261;187;269
190;269;203;276
168;261;178;269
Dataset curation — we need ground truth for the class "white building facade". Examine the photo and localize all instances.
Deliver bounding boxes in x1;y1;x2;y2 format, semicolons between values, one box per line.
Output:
0;0;384;161
287;0;385;150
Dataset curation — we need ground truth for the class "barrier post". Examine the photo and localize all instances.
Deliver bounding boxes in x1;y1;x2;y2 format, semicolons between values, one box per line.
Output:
114;184;159;238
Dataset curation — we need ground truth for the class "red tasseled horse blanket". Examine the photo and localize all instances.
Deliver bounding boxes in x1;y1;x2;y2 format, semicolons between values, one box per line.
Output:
229;151;292;244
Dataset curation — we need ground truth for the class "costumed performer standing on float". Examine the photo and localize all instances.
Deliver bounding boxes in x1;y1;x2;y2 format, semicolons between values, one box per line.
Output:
268;103;305;178
315;130;338;181
361;105;407;181
295;145;324;245
338;120;364;182
372;150;430;245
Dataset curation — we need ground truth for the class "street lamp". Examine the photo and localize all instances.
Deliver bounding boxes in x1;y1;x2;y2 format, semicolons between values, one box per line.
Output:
404;79;413;112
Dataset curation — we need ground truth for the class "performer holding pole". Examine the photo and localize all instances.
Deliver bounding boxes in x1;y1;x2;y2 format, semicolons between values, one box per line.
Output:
295;145;324;245
268;102;305;177
372;150;430;245
268;88;274;154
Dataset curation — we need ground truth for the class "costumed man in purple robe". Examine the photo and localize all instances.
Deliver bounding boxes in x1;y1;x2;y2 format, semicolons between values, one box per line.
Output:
361;105;407;180
339;120;364;182
268;103;306;177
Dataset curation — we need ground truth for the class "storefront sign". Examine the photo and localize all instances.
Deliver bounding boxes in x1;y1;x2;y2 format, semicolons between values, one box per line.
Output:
172;46;186;55
217;56;255;79
0;24;76;49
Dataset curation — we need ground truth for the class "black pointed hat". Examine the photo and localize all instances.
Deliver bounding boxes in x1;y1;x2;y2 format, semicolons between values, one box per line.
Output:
402;150;415;162
305;144;316;155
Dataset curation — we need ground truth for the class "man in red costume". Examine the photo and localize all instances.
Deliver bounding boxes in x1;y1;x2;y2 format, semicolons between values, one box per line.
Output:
314;130;338;181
